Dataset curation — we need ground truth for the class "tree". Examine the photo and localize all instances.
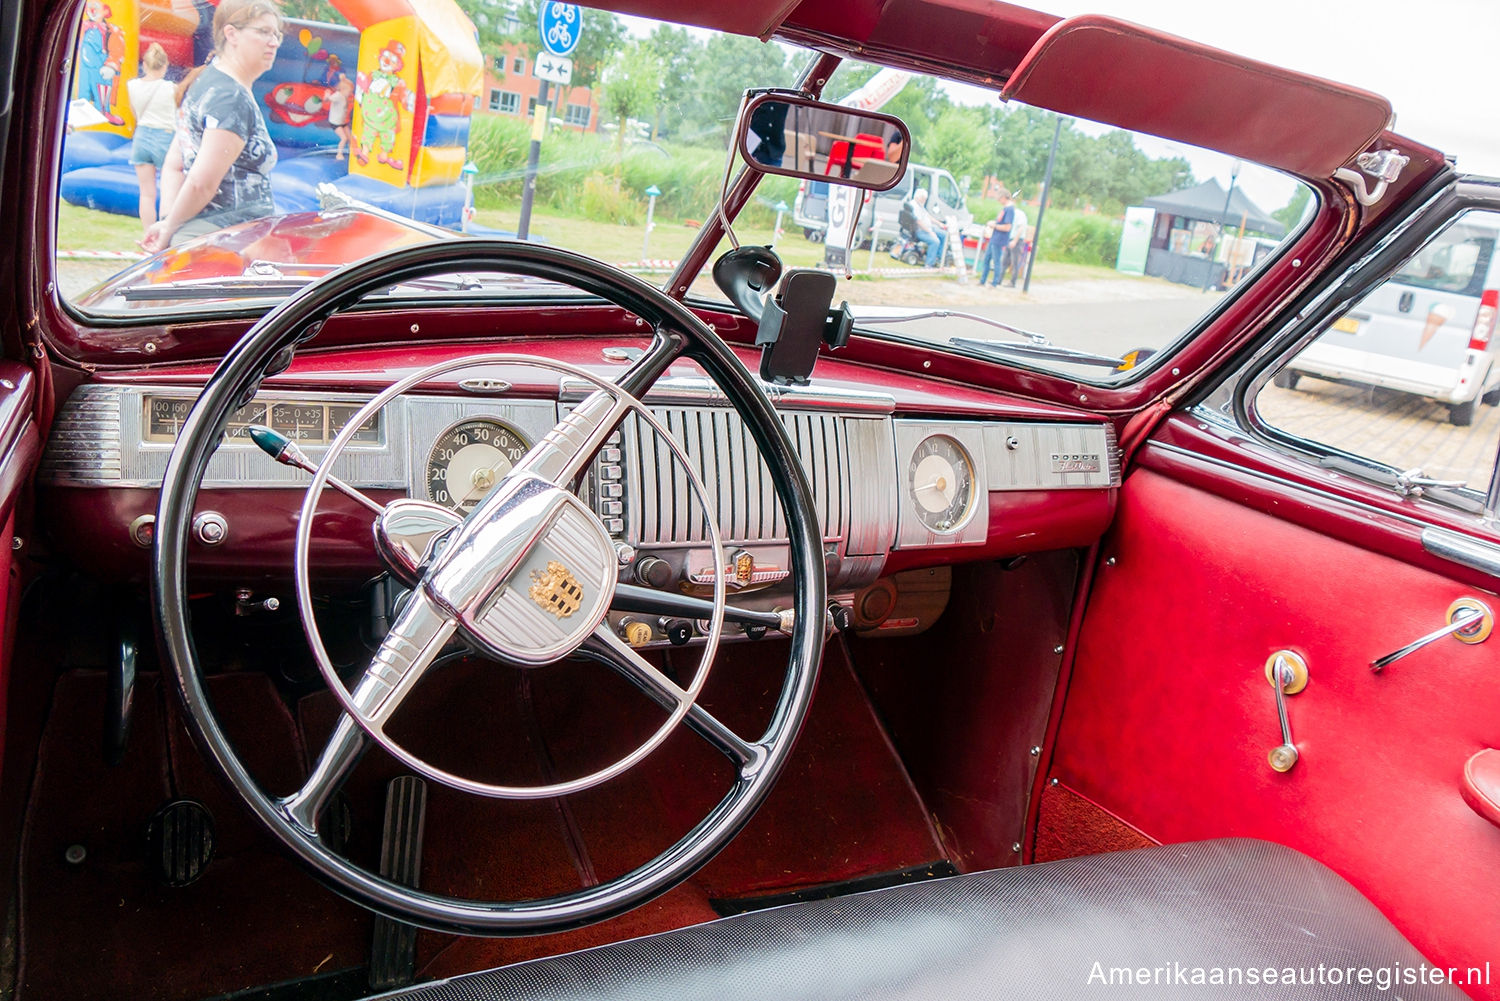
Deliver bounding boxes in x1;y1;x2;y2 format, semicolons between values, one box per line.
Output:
599;39;663;152
642;24;699;140
924;107;989;189
678;35;792;146
495;2;625;94
1274;187;1312;230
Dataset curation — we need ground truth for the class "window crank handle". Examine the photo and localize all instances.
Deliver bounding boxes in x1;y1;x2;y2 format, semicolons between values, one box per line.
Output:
1371;600;1491;672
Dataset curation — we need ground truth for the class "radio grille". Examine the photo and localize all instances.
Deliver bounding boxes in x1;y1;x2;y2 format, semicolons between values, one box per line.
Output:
624;408;850;547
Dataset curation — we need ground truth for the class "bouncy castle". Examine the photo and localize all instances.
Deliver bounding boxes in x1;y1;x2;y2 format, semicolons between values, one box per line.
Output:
61;0;483;229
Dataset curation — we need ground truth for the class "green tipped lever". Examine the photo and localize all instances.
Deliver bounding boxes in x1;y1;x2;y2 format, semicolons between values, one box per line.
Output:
245;423;385;516
247;424;294;462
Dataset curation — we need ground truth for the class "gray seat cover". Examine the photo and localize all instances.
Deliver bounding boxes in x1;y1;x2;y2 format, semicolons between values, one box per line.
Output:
376;839;1467;1000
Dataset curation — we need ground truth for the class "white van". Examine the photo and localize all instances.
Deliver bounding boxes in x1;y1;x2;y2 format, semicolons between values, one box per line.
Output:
792;162;971;248
1280;213;1500;425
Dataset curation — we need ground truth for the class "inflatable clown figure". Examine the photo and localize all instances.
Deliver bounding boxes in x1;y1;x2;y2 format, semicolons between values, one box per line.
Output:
354;39;414;171
77;0;127;125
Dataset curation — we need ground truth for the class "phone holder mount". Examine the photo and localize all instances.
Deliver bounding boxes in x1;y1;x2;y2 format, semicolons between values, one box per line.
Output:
712;246;853;386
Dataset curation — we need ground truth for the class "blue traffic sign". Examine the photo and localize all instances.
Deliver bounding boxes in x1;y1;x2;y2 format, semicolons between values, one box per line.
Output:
539;3;581;57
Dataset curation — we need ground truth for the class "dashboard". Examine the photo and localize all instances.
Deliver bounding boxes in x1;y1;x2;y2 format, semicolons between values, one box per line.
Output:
36;350;1121;647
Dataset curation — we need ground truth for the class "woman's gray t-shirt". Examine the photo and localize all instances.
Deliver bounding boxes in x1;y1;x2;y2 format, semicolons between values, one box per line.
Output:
177;63;277;227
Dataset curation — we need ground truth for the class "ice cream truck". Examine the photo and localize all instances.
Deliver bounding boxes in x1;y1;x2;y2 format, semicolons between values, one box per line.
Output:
1278;211;1500;425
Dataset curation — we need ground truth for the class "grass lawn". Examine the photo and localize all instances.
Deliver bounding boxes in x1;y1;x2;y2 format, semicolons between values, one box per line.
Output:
57;200;1166;310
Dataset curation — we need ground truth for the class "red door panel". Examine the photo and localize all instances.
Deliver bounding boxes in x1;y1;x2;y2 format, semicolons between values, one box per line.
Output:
1053;463;1500;996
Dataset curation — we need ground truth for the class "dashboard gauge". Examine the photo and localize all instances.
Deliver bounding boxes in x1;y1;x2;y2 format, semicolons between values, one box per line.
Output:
327;404;381;444
224;401;269;440
425;418;529;513
907;434;976;534
271;403;326;442
145;396;194;442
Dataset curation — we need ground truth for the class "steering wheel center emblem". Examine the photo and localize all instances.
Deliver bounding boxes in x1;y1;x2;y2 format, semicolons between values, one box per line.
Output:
530;561;583;618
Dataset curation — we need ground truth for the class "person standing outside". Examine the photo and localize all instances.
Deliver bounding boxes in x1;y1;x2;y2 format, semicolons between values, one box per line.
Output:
978;193;1014;286
127;42;177;230
141;0;282;252
910;188;947;268
1002;200;1029;287
327;73;354;159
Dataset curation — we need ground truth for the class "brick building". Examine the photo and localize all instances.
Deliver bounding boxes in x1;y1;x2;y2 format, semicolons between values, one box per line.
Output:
480;41;602;133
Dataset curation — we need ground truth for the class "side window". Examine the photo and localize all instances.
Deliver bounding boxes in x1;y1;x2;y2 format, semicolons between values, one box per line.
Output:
1258;209;1500;498
936;173;960;211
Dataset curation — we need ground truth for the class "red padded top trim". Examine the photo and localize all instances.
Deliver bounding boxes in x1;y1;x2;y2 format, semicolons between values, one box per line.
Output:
1462;749;1500;830
778;0;1059;84
1002;15;1395;177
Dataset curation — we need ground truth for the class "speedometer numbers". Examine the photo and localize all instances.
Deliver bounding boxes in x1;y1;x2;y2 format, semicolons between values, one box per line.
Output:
425;418;530;513
907;434;976;534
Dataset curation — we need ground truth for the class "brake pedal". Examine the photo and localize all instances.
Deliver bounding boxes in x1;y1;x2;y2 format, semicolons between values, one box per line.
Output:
368;775;427;992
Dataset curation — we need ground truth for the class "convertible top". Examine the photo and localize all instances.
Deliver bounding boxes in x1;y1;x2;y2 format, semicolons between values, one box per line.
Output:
596;0;1402;179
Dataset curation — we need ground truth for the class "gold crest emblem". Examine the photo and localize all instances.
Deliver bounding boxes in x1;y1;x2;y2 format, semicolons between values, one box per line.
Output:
529;560;583;618
733;549;755;585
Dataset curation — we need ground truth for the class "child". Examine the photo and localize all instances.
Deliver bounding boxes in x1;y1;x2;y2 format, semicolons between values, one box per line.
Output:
328;73;353;158
126;42;176;229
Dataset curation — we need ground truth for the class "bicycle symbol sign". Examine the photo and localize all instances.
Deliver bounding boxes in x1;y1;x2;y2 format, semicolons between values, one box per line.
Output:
538;3;581;57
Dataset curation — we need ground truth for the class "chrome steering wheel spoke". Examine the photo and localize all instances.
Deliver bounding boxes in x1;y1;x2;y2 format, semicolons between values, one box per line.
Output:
585;626;765;774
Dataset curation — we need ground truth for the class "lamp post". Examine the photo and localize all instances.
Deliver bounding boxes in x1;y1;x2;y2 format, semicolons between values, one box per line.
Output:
460;160;478;234
1204;160;1240;291
1022;114;1063;293
772;199;788;248
642;184;660;260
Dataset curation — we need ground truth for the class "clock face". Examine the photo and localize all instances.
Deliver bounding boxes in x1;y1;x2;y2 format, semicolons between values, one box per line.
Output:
907;434;976;534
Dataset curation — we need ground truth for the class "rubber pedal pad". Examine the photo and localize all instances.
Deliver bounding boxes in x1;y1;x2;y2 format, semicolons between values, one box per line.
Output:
368;775;427;992
146;799;215;887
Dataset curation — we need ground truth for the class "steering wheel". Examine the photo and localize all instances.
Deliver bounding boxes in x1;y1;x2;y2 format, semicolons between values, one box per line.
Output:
153;240;828;934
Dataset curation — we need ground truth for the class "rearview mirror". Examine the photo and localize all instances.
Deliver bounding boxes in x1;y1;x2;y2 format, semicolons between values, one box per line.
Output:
736;91;910;191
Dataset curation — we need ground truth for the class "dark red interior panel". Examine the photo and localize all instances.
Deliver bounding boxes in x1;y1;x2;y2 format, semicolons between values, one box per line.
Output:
1052;468;1500;995
1003;15;1392;176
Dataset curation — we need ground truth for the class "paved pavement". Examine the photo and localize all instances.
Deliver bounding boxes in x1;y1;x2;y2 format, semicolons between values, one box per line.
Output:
1258;377;1500;489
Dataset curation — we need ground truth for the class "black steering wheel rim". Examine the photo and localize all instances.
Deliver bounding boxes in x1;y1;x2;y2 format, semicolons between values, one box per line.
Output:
152;238;828;934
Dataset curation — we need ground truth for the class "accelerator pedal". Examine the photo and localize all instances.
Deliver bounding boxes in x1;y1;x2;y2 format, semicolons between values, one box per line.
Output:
368;775;428;992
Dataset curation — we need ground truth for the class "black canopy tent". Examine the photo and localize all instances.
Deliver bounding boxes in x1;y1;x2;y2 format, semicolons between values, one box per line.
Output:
1138;179;1285;287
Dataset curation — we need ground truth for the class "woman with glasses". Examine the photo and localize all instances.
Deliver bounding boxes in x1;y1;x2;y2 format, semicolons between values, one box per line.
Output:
141;0;283;251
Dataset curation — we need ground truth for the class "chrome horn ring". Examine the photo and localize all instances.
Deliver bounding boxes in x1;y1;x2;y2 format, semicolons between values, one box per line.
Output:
290;353;730;802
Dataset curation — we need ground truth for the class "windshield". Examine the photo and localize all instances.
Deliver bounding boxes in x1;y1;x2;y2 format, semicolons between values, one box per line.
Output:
54;0;1311;383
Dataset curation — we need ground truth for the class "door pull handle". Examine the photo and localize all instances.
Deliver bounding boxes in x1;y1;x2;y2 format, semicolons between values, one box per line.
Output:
1264;651;1308;773
1370;598;1492;672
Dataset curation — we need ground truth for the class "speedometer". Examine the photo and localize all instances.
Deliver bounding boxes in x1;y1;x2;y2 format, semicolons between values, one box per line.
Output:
425;418;530;513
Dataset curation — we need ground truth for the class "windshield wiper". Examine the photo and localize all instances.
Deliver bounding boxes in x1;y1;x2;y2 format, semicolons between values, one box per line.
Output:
949;336;1133;370
852;308;1050;344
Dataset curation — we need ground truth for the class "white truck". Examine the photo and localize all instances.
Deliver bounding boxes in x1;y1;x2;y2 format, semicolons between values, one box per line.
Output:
792;162;972;249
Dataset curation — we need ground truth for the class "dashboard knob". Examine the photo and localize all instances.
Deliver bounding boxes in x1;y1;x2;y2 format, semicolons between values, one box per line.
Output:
661;618;694;646
193;512;228;546
634;556;674;589
827;601;853;634
620;619;654;647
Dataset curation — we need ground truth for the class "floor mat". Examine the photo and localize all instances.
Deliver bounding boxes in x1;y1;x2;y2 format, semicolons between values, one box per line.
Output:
18;639;943;996
17;671;370;1001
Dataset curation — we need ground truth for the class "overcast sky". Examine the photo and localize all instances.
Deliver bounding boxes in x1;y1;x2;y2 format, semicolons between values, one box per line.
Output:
1043;0;1500;178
